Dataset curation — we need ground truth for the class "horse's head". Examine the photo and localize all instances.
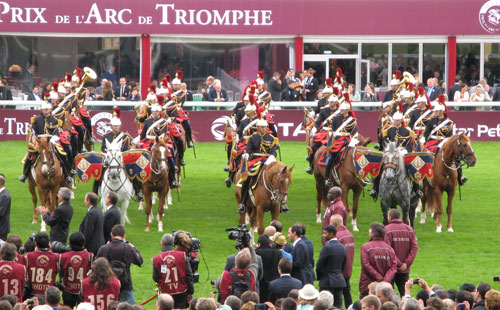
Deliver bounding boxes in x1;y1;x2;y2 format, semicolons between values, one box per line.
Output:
454;132;477;167
383;142;403;179
37;135;55;175
152;137;168;173
105;140;124;180
275;164;294;207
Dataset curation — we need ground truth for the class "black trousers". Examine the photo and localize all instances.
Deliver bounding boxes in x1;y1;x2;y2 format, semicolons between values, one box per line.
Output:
321;287;344;310
62;291;82;308
172;292;188;309
343;277;352;309
392;272;409;297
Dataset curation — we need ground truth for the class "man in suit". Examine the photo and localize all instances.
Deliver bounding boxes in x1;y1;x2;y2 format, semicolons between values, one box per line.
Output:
115;77;130;101
202;76;214;101
288;225;314;285
331;215;355;309
79;192;104;255
268;258;302;303
281;80;300;101
255;234;282;302
294;222;314;269
425;78;442;101
27;86;42;101
268;72;282;101
0;174;11;241
448;76;461;100
103;191;121;243
0;79;13;101
316;225;347;309
304;68;319;101
37;187;74;244
22;65;35;93
100;65;117;88
207;79;228;102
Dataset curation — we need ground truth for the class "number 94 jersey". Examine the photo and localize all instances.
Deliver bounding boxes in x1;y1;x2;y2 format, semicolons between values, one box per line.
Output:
0;261;26;302
26;251;59;296
60;250;94;294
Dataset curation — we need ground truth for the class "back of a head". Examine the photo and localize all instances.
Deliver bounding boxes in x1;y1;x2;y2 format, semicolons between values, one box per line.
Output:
361;295;381;310
447;290;457;302
264;226;276;237
270;220;282;232
370;222;385;238
235;248;251;269
189;298;199;310
426;297;444;310
477;282;492;301
485;290;500;310
381;302;397;310
0;243;17;261
76;303;95;310
116;302;133;310
288;289;299;301
281;298;298;310
45;286;61;306
69;232;86;251
257;235;270;248
294;222;306;236
435;290;448;300
157;294;174;310
460;283;476;293
403;299;420;310
416;290;429;306
330;214;343;228
174;231;192;251
0;300;12;310
241;291;259;304
111;225;126;237
240;302;255;310
108;301;120;310
161;234;174;251
388;209;400;220
278;258;292;274
0;295;16;308
35;233;50;249
318;291;333;309
225;296;242;310
132;305;143;310
456;290;474;305
313;300;329;310
6;235;22;251
196;298;217;310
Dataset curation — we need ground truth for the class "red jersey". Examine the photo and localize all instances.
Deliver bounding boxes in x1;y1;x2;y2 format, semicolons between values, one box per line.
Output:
81;277;120;310
26;251;59;296
153;250;188;295
0;261;26;302
15;253;26;265
60;251;93;294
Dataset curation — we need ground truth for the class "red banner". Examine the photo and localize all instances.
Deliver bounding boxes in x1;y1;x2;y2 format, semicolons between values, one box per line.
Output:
1;109;499;142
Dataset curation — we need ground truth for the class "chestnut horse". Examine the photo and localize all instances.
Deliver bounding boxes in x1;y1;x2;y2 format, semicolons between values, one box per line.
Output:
420;132;476;233
235;161;294;237
143;138;170;232
313;135;371;232
28;136;65;231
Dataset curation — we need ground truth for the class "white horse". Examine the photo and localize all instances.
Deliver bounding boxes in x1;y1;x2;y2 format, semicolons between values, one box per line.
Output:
99;138;134;226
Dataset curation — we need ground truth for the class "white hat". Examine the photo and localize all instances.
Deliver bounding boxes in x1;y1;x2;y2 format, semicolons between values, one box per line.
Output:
401;90;412;98
433;104;445;112
299;284;320;300
322;86;333;94
327;95;338;102
390;78;400;86
172;78;181;85
256;119;268;127
382;101;392;109
339;102;350;110
50;91;58;100
57;85;67;93
41;102;52;110
157;87;169;95
110;118;122;126
244;104;256;112
415;96;427;104
71;75;80;83
64;81;71;88
146;92;157;102
393;112;403;120
151;104;162;112
256;78;265;86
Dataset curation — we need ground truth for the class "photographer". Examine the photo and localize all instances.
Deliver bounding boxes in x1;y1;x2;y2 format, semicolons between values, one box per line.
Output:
6;235;26;265
26;233;59;298
59;232;94;308
152;232;194;309
0;243;26;302
219;247;257;303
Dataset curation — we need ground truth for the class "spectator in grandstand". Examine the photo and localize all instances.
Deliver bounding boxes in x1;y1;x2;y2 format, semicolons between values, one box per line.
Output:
37;187;73;244
362;83;379;102
79;192;104;255
304;68;319;101
454;84;470;102
448;76;462;100
330;215;354;309
95;79;108;99
115;77;130;101
485;67;495;86
425;78;442;101
282;69;296;91
361;295;381;310
26;233;59;297
103;192;121;244
101;66;118;88
98;81;114;101
60;232;93;307
476;78;492;101
0;243;25;302
347;84;361;102
0;79;13;100
85;88;96;101
438;80;446;96
359;223;397;298
22;65;36;93
181;83;194;101
473;282;491;310
470;85;486;110
201;76;215;101
219;247;257;303
157;294;174;310
27;86;42;101
268;72;282;101
281;80;300;101
81;258;120;310
0;174;11;241
268;258;302;304
208;79;228;102
96;225;143;304
127;88;141;101
384;209;418;297
255;235;282;302
288;224;314;285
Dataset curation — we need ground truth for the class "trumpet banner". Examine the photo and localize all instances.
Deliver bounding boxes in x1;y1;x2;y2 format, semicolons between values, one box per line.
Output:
354;150;383;180
404;152;434;182
122;149;153;183
75;152;104;183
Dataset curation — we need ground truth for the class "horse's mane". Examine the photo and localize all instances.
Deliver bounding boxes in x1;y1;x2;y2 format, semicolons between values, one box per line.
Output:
386;142;404;174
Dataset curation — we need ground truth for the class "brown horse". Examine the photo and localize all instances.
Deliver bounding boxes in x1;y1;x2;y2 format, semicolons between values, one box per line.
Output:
143;137;170;232
28;136;65;231
313;135;371;232
419;132;476;232
235;161;294;236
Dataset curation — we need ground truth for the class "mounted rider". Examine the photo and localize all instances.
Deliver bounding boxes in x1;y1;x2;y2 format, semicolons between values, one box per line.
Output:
408;87;433;142
139;102;179;189
375;101;393;151
92;107;145;201
238;119;285;213
423;96;468;186
19;102;74;185
324;95;358;187
171;71;194;148
158;74;173;100
163;100;187;166
135;85;158;129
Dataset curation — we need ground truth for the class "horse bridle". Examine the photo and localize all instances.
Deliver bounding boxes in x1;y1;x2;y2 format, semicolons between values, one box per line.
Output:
262;165;288;206
103;149;129;195
151;146;168;175
442;136;476;170
40;145;56;175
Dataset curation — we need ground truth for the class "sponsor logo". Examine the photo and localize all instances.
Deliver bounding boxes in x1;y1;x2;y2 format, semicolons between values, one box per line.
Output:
70;255;83;266
37;255;50;267
0;265;13;276
91;112;112;142
479;0;500;33
211;116;233;141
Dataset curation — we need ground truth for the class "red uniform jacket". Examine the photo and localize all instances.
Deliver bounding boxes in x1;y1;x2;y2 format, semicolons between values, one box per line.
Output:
0;261;26;302
81;277;120;310
359;236;397;294
153;250;188;295
384;219;418;274
26;251;59;296
336;226;354;279
322;198;347;230
220;268;256;303
60;250;93;294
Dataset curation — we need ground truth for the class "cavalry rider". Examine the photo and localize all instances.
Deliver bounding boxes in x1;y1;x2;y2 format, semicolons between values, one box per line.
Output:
19;102;74;185
370;111;423;201
171;73;194;148
424;97;468;186
71;67;94;144
315;78;334;114
163;100;187;166
158;74;172;100
238;120;286;213
233;83;257;127
135;85;158;129
375;101;393;151
408;87;433;142
140;102;179;189
306;90;340;174
92;108;145;201
324;99;358;187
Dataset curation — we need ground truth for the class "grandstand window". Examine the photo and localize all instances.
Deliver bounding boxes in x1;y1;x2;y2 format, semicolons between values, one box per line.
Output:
456;43;480;86
484;43;500;87
304;43;358;55
392;43;419;75
361;43;388;88
423;43;446;87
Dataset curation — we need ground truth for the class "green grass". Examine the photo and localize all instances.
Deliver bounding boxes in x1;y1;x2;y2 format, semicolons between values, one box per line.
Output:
1;141;500;308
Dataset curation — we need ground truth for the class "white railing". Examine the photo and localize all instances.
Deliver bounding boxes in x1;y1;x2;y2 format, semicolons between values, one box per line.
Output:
0;100;499;109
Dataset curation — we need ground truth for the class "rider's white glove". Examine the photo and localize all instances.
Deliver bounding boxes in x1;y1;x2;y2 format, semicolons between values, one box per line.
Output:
132;136;140;145
242;153;249;160
167;118;172;125
419;137;425;144
50;135;60;144
265;155;276;166
311;127;317;135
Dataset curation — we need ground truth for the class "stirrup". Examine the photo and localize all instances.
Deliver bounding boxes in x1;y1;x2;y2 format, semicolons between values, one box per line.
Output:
237;203;246;213
65;177;73;185
170;181;179;188
70;169;76;176
180;159;186;166
280;205;290;213
305;167;313;175
137;193;144;201
187;141;194;148
369;190;378;202
416;190;424;199
459;176;468;186
225;178;232;188
223;166;230;172
325;179;333;187
18;175;27;183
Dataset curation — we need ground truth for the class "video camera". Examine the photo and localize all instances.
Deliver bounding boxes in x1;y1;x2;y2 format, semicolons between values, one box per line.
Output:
226;224;251;250
172;230;201;283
